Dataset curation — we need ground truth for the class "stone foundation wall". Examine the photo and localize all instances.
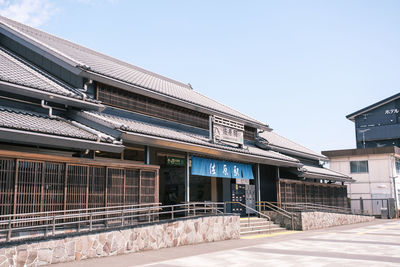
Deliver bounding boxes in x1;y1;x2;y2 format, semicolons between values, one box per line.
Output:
300;211;374;231
0;215;239;267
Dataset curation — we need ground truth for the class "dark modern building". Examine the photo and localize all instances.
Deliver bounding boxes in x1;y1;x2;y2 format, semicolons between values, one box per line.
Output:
0;15;350;219
323;92;400;216
347;92;400;149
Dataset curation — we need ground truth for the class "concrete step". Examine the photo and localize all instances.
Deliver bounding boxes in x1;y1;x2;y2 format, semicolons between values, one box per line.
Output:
240;221;275;228
240;224;282;232
240;227;286;236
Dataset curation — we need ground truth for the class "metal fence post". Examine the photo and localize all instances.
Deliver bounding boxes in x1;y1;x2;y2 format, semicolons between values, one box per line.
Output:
7;216;12;242
52;216;56;236
291;214;294;230
89;213;93;231
171;206;174;220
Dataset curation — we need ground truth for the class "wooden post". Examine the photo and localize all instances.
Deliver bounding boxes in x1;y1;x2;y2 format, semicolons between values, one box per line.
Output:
123;169;126;206
138;170;142;204
63;164;68;214
105;167;108;208
12;159;19;216
40;162;45;213
155;170;159;204
86;166;89;210
276;166;281;207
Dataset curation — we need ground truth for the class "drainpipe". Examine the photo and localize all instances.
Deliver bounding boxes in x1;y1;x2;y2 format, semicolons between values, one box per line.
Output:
80;79;93;101
185;153;190;203
209;116;213;142
256;163;261;212
41;100;54;118
70;121;123;145
390;154;399;217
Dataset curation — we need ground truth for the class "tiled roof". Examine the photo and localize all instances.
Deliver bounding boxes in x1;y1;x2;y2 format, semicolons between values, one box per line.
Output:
303;164;351;181
0;46;99;103
258;131;326;160
0;106;112;142
0;16;263;126
79;111;298;163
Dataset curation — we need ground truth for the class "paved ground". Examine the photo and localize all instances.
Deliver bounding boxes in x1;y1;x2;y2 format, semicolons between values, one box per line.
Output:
53;219;400;267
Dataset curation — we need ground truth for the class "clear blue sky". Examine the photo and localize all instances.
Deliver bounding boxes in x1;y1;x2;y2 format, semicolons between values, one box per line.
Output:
2;0;399;153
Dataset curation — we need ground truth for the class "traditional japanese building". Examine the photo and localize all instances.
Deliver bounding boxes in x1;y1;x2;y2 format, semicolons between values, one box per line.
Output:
0;15;351;218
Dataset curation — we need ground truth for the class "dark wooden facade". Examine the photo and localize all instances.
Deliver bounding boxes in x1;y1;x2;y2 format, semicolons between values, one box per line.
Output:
0;150;159;217
278;178;348;208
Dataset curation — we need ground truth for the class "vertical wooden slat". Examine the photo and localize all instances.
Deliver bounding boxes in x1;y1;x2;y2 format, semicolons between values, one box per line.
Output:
138;170;142;204
40;162;45;213
123;169;126;206
12;159;19;216
105;167;108;208
155;169;159;204
86;166;89;211
63;163;68;214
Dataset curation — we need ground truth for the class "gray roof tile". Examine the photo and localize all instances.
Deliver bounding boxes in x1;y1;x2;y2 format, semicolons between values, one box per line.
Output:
0;106;112;142
80;111;298;163
259;130;326;159
303;164;351;180
0;46;99;103
0;16;263;126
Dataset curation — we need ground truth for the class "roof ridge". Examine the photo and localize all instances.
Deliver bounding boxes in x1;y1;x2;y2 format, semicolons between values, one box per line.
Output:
264;131;324;157
0;46;79;96
0;15;192;90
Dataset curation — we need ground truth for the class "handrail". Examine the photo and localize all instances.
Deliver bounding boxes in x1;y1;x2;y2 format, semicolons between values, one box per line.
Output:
256;201;296;230
223;201;272;234
0;202;231;243
223;201;271;221
256;201;296;219
281;202;353;214
0;202;162;220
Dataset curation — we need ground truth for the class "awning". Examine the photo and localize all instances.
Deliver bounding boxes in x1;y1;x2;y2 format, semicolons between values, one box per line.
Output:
191;156;254;179
299;165;353;183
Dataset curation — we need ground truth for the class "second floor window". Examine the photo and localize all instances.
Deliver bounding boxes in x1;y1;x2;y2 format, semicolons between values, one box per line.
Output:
350;161;369;173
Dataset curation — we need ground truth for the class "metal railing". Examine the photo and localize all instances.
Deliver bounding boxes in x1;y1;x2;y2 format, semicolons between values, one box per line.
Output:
0;202;225;244
280;202;354;214
223;201;272;234
256;201;296;230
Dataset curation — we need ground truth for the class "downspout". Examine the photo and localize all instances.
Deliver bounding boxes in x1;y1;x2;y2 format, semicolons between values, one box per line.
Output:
70;121;123;145
390;154;399;216
79;79;93;101
41;100;55;118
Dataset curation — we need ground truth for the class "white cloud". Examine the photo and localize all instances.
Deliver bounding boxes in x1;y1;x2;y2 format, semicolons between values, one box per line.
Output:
0;0;57;27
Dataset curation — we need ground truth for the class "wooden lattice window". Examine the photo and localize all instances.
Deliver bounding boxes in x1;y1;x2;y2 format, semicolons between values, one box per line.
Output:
140;171;156;203
88;167;106;209
0;158;15;217
66;165;88;211
125;169;139;205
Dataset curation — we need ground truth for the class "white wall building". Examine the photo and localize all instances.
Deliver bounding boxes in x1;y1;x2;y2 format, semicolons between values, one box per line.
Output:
322;147;400;216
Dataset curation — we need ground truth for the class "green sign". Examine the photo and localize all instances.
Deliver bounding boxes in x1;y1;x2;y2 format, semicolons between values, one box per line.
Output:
166;157;185;166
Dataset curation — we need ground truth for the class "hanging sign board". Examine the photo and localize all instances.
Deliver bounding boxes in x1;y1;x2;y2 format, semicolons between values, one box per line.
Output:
212;116;244;145
191;156;254;179
166;157;185;166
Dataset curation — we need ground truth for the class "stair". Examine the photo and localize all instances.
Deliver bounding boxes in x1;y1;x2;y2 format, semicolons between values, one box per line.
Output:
240;217;286;236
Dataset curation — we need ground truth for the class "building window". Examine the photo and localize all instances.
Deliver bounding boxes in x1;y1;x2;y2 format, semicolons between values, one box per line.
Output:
395;159;400;174
350;161;369;173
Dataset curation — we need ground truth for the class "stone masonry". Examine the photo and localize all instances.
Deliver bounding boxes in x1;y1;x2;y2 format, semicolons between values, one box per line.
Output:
300;211;374;230
0;215;239;267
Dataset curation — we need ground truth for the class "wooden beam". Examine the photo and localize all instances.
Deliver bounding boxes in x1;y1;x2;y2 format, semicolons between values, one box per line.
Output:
0;150;160;170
